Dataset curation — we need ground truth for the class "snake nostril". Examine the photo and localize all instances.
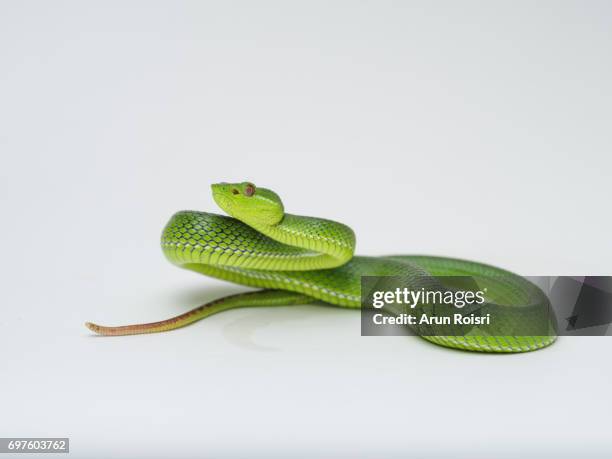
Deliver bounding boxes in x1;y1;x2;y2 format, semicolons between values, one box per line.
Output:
232;188;240;195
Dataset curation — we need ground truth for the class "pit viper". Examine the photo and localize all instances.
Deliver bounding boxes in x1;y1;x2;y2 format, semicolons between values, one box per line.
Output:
86;182;557;352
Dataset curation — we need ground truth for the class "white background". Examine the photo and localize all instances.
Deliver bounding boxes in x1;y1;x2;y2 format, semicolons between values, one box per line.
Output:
1;1;611;458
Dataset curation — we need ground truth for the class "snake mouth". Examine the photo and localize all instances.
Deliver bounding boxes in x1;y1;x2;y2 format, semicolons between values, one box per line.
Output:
211;184;235;215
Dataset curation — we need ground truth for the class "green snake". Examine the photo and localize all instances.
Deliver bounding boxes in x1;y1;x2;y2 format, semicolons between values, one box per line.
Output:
86;182;557;352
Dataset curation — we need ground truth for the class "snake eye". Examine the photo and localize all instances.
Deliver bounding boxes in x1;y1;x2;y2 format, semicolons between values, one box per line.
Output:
244;183;256;197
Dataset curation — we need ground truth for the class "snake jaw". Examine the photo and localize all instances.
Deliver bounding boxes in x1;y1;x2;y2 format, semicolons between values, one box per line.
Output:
211;182;239;218
211;190;232;212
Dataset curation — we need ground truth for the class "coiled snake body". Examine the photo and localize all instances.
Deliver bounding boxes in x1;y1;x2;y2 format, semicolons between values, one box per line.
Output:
87;182;557;352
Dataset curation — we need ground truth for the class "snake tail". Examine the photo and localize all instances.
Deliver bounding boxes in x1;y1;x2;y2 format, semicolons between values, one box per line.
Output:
86;290;313;336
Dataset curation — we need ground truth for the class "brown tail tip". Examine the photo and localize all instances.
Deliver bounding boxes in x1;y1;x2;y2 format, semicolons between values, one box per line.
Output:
85;322;102;334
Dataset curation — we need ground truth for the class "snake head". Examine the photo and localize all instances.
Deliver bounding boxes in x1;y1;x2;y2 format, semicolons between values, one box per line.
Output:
212;182;285;226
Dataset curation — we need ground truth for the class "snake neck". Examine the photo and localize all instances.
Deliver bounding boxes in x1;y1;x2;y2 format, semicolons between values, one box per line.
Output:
161;211;356;272
247;213;356;270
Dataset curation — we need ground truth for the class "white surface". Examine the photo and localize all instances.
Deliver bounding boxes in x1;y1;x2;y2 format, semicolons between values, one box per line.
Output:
1;1;611;458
